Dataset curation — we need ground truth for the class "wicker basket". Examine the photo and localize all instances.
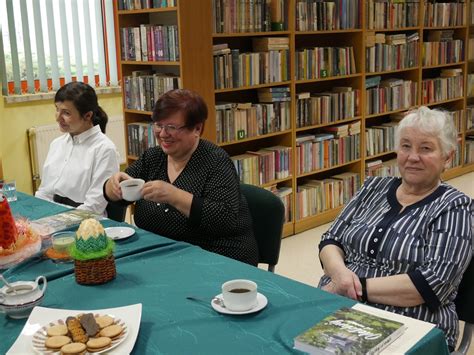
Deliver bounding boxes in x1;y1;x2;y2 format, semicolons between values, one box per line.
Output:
74;254;116;285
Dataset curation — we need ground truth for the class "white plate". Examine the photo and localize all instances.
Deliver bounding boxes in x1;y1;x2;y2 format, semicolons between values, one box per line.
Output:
105;226;135;240
31;314;128;354
7;304;142;355
211;292;268;315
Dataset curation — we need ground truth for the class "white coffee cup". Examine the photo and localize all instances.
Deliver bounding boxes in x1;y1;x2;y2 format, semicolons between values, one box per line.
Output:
221;279;258;311
120;178;145;201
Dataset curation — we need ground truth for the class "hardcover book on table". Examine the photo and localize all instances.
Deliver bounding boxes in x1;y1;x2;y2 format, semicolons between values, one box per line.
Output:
294;307;405;355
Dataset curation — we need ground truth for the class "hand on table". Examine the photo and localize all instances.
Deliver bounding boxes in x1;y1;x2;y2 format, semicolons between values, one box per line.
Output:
322;268;362;301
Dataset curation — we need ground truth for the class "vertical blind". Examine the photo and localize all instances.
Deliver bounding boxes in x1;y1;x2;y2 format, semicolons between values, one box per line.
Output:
0;0;118;96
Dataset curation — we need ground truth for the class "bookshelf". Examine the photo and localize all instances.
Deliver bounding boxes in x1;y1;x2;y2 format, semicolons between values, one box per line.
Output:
114;0;215;163
466;0;474;166
115;0;474;237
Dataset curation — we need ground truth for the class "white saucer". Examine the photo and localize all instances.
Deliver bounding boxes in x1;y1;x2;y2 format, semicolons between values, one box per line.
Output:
211;292;268;315
105;226;135;240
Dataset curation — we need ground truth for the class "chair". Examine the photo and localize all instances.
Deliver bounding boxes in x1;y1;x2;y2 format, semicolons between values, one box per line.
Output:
453;257;474;354
240;183;285;272
106;202;128;223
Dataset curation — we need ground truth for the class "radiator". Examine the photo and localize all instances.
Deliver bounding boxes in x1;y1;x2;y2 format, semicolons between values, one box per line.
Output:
27;115;126;192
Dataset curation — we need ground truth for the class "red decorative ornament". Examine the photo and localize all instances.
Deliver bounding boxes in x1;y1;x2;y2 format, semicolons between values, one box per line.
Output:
0;194;17;249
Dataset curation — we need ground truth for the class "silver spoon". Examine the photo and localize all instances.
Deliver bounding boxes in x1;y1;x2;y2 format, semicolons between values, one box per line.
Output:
0;274;17;294
186;296;226;308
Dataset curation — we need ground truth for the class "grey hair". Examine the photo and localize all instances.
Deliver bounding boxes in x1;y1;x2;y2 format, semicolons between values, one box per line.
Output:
394;106;457;157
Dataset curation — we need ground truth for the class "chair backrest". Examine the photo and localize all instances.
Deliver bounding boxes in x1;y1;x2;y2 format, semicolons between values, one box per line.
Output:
106;202;128;222
240;183;285;272
455;257;474;323
454;256;474;354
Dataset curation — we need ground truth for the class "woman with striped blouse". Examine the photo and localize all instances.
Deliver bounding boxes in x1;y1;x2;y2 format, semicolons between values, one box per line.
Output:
318;106;473;351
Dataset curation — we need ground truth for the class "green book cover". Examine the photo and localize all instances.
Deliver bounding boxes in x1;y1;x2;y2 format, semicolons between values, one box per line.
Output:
294;307;405;355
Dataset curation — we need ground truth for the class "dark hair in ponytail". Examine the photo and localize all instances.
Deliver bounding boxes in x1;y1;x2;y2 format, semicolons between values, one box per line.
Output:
55;81;108;133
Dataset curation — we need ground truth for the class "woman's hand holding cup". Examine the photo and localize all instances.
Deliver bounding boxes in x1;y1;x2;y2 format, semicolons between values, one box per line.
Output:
142;180;176;204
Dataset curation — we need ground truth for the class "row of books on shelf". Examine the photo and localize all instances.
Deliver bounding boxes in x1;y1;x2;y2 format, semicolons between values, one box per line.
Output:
468;74;474;97
296;87;360;128
471;1;474;25
213;41;290;89
366;121;398;157
120;25;179;62
365;32;419;73
231;146;292;185
469;37;474;61
212;0;285;33
365;78;417;115
295;46;356;80
366;158;400;177
296;123;361;174
366;0;419;30
448;109;465;133
467;105;474;131
423;1;466;27
127;122;157;157
123;72;181;111
466;137;474;164
215;99;291;144
449;143;462;169
296;172;360;219
295;0;360;31
421;69;464;105
422;40;464;67
118;0;176;10
265;184;292;223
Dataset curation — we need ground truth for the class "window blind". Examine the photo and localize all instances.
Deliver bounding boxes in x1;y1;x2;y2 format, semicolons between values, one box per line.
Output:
0;0;118;95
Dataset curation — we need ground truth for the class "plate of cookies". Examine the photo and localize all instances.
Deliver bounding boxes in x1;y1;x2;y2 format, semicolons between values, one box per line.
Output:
6;304;142;355
31;313;127;354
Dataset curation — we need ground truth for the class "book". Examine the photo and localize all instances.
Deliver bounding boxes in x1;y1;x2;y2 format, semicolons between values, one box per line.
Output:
294;307;406;355
31;209;103;237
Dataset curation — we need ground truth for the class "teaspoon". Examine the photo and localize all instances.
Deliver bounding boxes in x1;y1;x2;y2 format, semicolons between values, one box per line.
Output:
186;296;225;308
0;274;17;294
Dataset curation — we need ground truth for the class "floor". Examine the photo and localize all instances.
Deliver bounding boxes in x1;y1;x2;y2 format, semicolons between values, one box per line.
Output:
273;172;474;354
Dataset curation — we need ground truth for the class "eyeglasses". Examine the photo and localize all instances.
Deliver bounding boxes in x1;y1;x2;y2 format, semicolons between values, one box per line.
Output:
152;123;188;134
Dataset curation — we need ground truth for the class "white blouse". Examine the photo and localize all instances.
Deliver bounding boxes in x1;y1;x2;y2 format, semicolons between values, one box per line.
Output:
35;125;120;214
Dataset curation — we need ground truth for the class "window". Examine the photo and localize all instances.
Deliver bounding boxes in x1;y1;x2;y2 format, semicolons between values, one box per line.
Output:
0;0;118;96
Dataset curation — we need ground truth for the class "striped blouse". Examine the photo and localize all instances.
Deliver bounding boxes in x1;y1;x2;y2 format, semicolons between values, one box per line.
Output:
318;176;473;349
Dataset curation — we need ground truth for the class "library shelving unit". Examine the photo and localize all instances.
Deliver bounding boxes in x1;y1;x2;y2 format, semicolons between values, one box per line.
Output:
115;0;474;237
466;0;474;167
114;0;215;164
421;0;472;179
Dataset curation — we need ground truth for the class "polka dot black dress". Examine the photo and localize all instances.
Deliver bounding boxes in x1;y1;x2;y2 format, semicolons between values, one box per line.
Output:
126;139;259;265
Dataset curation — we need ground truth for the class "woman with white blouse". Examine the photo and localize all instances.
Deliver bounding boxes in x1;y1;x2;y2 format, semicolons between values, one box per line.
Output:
318;106;473;351
35;82;120;215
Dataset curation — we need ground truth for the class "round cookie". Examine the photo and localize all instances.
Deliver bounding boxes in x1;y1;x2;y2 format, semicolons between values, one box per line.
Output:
87;336;112;351
95;315;114;329
47;324;68;337
60;342;87;354
45;335;71;349
99;324;123;338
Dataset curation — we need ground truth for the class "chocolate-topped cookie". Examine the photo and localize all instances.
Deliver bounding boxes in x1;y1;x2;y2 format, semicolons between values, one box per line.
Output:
79;313;100;336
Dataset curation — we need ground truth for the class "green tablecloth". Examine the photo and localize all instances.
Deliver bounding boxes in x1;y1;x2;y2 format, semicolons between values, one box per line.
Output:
5;193;178;282
2;194;450;354
11;191;72;219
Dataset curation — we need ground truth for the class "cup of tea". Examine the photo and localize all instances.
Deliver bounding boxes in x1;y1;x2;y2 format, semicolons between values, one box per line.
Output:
221;279;258;311
120;178;145;201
